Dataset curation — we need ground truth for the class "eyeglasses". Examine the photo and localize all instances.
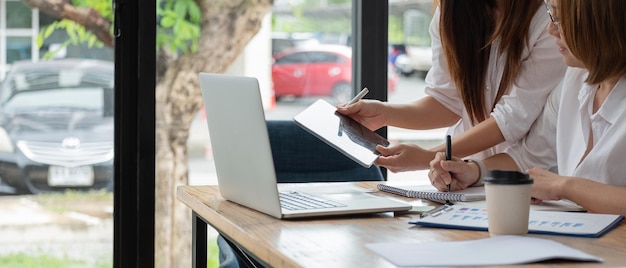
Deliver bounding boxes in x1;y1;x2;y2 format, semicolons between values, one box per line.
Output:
543;0;560;30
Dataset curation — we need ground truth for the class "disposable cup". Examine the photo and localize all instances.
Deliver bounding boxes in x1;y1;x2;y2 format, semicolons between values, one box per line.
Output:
484;170;533;236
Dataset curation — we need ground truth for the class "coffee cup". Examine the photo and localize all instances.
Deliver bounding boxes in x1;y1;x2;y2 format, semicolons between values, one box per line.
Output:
484;170;533;236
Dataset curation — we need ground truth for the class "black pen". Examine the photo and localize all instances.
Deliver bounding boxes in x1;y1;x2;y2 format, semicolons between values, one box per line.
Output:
445;135;452;205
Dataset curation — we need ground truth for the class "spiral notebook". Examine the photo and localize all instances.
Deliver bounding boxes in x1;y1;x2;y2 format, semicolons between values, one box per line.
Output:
377;184;486;202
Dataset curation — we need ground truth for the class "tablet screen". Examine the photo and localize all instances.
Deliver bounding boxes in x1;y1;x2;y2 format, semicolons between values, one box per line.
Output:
293;99;389;168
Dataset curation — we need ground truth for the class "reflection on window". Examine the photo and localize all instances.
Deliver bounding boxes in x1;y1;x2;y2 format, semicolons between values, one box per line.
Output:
6;0;32;28
6;36;32;64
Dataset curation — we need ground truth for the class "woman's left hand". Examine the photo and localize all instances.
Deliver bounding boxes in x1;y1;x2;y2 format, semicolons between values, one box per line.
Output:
527;167;568;202
374;144;436;172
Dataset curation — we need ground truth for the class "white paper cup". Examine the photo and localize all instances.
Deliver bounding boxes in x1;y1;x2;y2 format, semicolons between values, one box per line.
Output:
484;170;533;236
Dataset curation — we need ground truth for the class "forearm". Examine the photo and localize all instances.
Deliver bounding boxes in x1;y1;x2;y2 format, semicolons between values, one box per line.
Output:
560;179;626;216
465;153;520;186
431;117;505;157
385;96;460;130
482;153;520;172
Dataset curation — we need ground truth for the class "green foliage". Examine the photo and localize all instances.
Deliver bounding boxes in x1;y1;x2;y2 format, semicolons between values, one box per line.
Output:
37;0;112;59
36;0;201;58
157;0;201;54
37;19;104;59
388;15;404;44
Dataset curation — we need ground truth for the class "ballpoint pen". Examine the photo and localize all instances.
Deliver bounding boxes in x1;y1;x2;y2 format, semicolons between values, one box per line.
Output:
346;87;369;106
445;135;452;205
339;87;367;136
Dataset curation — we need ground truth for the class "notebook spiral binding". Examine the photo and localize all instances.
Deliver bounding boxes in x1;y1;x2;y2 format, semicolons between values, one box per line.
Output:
377;184;469;202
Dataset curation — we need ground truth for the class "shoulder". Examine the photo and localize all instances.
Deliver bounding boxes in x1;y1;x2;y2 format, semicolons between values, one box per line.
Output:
526;6;551;38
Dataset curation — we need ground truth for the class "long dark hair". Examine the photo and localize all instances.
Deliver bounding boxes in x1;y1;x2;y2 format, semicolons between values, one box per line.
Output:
438;0;542;124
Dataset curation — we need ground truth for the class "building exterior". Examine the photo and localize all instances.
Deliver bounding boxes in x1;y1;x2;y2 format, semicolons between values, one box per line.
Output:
0;0;114;80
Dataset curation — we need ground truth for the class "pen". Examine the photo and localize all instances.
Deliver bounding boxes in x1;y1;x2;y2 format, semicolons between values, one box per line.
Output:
445;135;452;205
420;204;453;218
346;87;369;106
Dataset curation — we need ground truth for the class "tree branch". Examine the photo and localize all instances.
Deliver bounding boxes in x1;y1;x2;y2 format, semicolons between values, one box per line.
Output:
22;0;114;47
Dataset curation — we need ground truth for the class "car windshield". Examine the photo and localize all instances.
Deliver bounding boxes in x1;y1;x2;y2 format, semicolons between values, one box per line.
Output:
3;87;105;111
0;69;113;104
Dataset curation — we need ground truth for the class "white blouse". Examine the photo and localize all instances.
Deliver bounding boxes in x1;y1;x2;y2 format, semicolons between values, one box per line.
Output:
506;68;626;186
424;7;567;160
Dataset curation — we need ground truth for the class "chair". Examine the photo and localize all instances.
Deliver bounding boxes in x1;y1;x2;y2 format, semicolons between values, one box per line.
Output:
218;120;385;267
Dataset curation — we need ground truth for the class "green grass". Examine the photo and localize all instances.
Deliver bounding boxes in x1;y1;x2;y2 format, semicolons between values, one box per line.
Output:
35;189;113;201
0;253;112;268
3;190;221;267
0;237;219;268
208;237;220;268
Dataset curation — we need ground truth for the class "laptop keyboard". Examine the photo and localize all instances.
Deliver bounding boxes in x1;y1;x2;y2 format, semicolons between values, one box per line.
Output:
279;191;346;210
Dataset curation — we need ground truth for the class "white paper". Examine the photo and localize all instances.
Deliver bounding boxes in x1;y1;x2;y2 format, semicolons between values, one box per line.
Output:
366;235;601;267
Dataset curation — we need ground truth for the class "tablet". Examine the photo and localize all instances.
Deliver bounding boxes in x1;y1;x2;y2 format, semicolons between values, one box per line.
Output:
293;99;390;168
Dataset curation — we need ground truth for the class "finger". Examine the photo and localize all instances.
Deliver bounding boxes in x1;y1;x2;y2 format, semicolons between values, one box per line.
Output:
374;155;392;167
531;197;543;205
375;144;390;156
430;169;450;191
439;159;471;175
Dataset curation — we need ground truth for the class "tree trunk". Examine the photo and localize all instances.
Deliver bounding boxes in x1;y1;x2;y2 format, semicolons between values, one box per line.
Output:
154;1;273;267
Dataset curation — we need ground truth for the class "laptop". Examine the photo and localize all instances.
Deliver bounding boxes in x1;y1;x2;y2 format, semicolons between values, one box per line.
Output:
199;72;412;219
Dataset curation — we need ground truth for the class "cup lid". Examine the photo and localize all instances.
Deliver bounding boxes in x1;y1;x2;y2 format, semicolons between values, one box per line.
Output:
484;170;533;185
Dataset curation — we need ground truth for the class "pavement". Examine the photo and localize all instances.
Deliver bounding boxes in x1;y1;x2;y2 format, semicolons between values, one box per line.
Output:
0;194;113;264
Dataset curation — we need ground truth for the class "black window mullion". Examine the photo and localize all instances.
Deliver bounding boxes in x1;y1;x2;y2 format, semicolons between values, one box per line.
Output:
353;0;389;178
113;0;156;266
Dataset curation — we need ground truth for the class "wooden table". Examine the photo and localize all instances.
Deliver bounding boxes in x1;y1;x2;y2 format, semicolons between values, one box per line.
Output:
177;182;626;267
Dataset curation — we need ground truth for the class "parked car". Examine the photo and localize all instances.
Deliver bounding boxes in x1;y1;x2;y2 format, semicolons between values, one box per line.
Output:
271;32;320;55
272;45;397;103
404;45;432;78
389;43;413;76
0;59;114;194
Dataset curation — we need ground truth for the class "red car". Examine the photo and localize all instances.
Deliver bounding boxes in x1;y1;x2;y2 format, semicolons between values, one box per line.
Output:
272;45;397;103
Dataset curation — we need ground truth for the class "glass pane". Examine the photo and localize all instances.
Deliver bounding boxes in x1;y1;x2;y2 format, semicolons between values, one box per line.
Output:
6;36;32;64
6;1;32;28
184;1;354;266
387;1;439;183
0;3;114;266
189;1;355;182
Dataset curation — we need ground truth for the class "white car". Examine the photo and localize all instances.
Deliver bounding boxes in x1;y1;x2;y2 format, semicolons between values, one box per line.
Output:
405;45;432;78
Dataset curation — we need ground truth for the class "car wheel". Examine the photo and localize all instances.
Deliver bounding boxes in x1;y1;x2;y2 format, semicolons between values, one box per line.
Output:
331;82;352;104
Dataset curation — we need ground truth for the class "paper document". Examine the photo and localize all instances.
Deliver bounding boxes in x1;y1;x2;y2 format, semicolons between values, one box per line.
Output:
410;206;624;237
366;235;601;267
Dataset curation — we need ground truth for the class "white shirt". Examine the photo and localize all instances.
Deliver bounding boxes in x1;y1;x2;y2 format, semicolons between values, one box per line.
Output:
506;68;626;186
425;7;567;160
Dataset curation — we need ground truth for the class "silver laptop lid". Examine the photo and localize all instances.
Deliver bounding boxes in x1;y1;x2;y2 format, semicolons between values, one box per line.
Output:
199;73;283;218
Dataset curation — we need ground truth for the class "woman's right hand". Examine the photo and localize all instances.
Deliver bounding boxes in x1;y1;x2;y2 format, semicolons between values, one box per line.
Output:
335;99;388;131
428;152;480;191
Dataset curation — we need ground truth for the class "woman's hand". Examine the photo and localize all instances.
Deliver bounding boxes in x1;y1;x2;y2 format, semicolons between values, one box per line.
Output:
527;167;567;202
336;99;388;131
374;144;436;172
428;152;480;191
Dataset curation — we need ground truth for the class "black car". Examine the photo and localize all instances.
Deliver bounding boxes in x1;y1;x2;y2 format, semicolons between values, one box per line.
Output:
0;59;114;194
